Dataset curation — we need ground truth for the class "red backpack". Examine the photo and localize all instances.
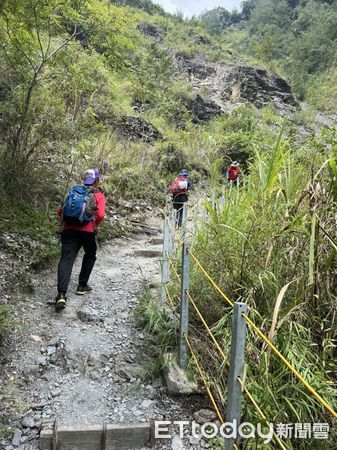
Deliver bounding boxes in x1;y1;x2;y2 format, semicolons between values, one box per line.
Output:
170;176;188;196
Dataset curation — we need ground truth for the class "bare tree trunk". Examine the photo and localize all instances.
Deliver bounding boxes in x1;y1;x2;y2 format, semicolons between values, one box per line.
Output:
12;67;42;160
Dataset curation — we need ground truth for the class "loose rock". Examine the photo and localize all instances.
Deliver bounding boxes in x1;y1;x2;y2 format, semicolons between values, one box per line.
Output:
163;353;198;395
193;409;217;424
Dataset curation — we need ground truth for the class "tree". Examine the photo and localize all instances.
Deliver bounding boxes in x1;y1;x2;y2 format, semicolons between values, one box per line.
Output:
198;7;232;35
241;0;256;20
0;0;78;181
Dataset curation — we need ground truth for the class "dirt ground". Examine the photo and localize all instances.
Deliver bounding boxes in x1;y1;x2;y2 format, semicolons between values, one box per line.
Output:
0;216;212;450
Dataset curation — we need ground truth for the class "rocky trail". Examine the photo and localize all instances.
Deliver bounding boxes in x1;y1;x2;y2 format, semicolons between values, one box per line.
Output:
0;218;210;450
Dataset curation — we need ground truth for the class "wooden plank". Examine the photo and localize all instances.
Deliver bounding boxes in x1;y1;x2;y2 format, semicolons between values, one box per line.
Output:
39;429;53;450
56;425;102;450
41;423;152;450
106;423;151;449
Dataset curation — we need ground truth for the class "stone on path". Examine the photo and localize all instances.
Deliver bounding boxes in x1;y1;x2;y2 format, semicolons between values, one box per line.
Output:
12;429;22;446
163;353;198;395
193;409;217;424
171;435;184;450
77;306;102;322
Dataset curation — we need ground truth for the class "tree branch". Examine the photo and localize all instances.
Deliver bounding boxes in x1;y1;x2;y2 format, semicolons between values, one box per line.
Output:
45;25;77;62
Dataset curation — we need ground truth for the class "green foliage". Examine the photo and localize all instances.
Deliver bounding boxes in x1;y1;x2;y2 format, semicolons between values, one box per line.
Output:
0;0;140;189
135;285;177;378
82;0;140;71
306;68;337;113
163;20;211;58
220;0;337;108
186;126;337;447
110;0;167;16
0;306;14;340
130;43;174;106
198;7;234;35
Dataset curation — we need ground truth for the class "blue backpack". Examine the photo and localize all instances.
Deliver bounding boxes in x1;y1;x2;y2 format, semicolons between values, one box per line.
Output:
62;185;96;225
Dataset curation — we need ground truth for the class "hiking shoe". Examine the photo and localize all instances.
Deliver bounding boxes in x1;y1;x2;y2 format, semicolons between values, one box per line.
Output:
55;293;67;310
76;284;92;295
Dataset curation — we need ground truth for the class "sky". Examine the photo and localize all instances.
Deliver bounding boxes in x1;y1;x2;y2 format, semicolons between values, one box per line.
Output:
154;0;243;17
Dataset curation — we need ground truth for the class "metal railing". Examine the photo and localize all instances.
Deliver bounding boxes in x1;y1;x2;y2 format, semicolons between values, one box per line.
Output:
159;203;337;449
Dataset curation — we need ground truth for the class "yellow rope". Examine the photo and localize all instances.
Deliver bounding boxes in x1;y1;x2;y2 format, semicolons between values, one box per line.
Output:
164;284;176;313
167;218;233;307
184;335;225;424
237;377;288;450
167;217;184;243
166;251;181;283
186;290;228;364
188;250;234;307
165;215;337;421
242;312;337;420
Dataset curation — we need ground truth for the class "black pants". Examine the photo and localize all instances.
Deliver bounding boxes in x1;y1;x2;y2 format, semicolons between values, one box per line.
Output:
57;230;97;294
173;197;187;228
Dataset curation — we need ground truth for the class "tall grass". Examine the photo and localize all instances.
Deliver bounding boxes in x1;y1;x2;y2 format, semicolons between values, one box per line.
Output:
184;128;337;448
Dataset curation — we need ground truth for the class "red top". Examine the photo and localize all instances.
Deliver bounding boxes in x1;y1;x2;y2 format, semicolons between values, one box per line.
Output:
227;166;241;181
58;190;106;233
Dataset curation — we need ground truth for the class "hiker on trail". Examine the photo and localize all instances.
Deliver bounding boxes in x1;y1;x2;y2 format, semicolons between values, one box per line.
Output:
55;168;106;310
225;161;241;186
170;169;192;228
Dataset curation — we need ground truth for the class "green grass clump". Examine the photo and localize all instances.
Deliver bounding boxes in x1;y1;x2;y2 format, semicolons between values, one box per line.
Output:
183;124;337;449
135;285;177;378
306;68;337;114
0;306;15;340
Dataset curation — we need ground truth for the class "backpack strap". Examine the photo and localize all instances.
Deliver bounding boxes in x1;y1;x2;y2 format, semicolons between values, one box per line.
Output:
78;199;87;223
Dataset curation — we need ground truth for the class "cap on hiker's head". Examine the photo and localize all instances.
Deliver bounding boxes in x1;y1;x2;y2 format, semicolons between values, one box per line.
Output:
231;161;239;167
180;169;189;177
83;168;100;185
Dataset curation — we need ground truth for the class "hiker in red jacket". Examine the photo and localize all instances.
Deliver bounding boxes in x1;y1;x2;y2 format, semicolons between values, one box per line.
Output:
55;168;106;310
225;161;241;186
170;169;192;228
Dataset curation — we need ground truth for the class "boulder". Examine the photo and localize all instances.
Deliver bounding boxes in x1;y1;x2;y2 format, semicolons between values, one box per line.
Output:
163;353;198;395
192;34;210;45
173;53;216;80
137;22;165;41
22;416;35;428
189;94;223;124
11;429;22;446
118;116;163;143
222;63;298;110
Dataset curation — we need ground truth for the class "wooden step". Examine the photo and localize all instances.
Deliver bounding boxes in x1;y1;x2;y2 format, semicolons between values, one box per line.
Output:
40;422;153;450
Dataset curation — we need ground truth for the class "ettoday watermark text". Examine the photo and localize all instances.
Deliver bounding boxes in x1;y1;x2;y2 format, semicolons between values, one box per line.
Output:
154;420;330;443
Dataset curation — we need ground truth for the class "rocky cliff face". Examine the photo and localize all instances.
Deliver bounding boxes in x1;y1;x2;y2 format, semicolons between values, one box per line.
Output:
130;24;299;134
178;57;298;121
118;116;163;143
222;63;298;110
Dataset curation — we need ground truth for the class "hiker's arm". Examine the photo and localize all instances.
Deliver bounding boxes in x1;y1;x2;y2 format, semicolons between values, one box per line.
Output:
94;193;106;225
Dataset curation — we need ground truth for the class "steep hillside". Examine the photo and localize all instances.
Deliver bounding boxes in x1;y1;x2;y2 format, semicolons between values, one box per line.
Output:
199;0;337;113
0;1;336;448
0;0;304;280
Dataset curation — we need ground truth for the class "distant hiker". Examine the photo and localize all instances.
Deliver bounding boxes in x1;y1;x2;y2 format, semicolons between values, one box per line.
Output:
55;168;106;310
225;161;241;186
170;169;192;228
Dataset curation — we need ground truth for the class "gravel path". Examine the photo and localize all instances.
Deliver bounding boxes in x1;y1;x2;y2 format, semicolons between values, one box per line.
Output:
0;221;209;450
